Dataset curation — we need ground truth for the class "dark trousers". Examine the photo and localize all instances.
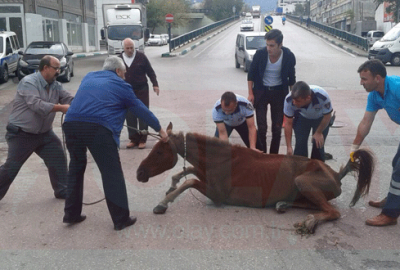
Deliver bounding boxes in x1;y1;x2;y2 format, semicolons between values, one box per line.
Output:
293;114;329;161
382;143;400;218
126;84;149;144
62;121;130;225
214;122;263;150
255;88;286;154
0;124;67;200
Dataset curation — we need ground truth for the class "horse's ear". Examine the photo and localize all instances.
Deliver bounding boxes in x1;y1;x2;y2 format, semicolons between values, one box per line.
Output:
167;122;173;135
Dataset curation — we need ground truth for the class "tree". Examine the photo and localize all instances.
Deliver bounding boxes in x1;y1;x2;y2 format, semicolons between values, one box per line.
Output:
147;0;190;33
203;0;244;21
374;0;400;22
294;4;305;16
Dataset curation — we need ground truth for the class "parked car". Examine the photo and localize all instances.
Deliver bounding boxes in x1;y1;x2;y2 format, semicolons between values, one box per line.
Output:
147;34;164;46
17;41;74;82
161;34;169;43
240;20;254;31
367;30;384;47
0;31;21;83
235;32;266;72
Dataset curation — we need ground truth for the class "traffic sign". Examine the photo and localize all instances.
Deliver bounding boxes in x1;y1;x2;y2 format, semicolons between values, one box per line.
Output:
165;13;174;23
264;16;273;25
265;24;273;32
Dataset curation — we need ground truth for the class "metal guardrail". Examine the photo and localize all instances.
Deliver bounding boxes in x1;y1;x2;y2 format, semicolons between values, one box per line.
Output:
169;16;239;52
287;14;368;51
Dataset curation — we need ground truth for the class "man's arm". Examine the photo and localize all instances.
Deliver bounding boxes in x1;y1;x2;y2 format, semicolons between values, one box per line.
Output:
284;116;294;155
248;81;254;104
51;104;70;114
312;112;331;148
353;111;377;146
216;122;229;142
245;116;258;149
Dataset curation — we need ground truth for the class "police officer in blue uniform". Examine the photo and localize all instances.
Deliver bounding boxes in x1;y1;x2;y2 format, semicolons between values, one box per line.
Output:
212;91;262;151
283;81;333;161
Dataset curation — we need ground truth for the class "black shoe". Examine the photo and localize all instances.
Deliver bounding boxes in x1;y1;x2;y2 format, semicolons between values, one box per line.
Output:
54;192;66;199
114;216;137;231
63;214;86;224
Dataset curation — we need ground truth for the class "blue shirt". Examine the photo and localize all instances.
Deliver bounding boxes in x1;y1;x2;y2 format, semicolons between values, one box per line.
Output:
212;94;254;127
284;85;333;119
64;70;161;145
366;75;400;125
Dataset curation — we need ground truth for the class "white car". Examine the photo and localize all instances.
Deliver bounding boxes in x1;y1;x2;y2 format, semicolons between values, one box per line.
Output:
245;12;253;20
161;34;169;44
147;34;164;46
235;32;266;72
240;20;254;32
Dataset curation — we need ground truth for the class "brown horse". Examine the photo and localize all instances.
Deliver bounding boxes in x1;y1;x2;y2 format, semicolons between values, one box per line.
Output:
137;123;374;234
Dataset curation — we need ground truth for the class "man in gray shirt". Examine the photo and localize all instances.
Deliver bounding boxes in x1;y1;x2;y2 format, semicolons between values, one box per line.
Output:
0;55;73;201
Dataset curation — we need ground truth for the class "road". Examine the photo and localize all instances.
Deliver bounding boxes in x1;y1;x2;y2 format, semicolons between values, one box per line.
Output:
1;17;400;269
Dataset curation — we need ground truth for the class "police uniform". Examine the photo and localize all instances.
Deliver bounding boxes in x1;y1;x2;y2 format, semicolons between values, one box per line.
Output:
212;94;262;149
284;85;333;161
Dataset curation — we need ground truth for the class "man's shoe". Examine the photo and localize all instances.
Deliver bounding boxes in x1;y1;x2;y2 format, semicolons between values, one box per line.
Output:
138;142;146;149
126;141;137;149
114;216;137;231
63;215;86;224
369;197;387;208
54;192;66;199
365;213;397;226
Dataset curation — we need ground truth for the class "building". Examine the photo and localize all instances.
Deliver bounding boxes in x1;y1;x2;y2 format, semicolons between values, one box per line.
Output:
0;0;99;52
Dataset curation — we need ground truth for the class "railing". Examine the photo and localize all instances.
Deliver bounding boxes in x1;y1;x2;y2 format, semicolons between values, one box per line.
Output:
287;14;368;51
169;16;239;52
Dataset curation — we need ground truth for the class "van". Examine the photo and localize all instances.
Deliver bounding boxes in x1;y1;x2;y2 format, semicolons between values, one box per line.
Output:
367;30;384;46
368;23;400;66
0;31;21;83
235;32;266;72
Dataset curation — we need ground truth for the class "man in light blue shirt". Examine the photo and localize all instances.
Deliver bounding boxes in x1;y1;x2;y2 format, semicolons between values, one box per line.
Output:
212;91;262;151
284;81;333;161
351;59;400;226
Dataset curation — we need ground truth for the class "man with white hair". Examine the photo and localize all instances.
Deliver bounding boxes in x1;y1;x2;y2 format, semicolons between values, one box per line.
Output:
62;56;168;230
120;38;160;149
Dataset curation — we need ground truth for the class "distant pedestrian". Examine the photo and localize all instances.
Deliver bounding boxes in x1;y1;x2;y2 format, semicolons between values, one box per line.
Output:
120;38;159;150
212;91;262;151
306;17;311;28
0;55;73;201
351;59;400;227
283;81;333;161
247;29;296;153
62;56;168;230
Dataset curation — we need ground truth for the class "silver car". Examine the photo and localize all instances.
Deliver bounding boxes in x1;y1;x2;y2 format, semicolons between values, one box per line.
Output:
235;32;266;72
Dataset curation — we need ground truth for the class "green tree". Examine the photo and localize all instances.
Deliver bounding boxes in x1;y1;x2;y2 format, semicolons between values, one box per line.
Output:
147;0;190;33
294;4;305;16
375;0;400;22
203;0;244;21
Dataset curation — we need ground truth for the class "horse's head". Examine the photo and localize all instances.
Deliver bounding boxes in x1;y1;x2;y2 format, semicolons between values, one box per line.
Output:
137;123;180;182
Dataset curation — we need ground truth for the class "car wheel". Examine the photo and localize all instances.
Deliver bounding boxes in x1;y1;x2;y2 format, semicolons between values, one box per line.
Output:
391;53;400;66
235;56;240;68
70;63;74;77
0;65;9;83
244;60;249;73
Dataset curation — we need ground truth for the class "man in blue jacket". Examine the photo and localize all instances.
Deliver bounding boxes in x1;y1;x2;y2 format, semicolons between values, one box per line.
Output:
62;56;168;230
247;29;296;154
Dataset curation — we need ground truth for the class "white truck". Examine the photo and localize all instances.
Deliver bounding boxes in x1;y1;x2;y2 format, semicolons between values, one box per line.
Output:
102;3;147;54
252;5;261;18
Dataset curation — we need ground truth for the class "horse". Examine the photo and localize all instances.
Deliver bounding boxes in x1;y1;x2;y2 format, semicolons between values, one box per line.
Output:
136;123;374;234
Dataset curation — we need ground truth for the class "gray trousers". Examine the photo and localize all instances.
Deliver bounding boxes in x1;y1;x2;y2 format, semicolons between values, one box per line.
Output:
0;124;67;200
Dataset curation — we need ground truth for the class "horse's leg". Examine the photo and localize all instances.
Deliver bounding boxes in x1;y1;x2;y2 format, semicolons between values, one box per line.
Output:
154;178;207;214
276;198;322;213
292;171;341;234
167;166;204;195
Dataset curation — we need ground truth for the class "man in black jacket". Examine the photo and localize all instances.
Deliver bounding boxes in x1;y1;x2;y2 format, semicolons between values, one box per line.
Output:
247;29;296;154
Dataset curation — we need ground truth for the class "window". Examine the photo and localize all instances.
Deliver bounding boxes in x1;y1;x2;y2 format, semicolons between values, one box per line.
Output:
0;37;3;54
26;43;64;55
10;17;23;46
5;37;11;54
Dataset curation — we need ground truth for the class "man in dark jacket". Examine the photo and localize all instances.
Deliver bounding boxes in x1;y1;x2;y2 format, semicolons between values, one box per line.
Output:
247;29;296;153
120;38;159;149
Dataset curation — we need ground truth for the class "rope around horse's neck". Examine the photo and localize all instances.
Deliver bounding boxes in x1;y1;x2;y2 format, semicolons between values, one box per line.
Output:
124;124;161;140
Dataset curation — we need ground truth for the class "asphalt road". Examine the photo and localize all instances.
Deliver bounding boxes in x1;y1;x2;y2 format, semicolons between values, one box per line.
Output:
1;17;400;269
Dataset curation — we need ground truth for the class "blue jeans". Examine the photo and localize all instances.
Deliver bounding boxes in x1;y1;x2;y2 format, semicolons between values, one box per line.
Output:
293;114;329;161
382;143;400;218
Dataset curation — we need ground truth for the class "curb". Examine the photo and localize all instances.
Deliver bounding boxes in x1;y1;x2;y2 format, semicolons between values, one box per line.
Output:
72;51;108;58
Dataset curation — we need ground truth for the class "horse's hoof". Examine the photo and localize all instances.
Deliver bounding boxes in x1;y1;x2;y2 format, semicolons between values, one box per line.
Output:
153;205;168;214
276;201;288;213
166;187;177;195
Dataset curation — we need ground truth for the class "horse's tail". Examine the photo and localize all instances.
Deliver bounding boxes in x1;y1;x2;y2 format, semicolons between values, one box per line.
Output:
338;149;375;207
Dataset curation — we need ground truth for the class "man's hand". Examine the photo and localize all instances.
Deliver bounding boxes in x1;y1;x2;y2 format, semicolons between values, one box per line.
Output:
350;144;360;162
52;104;70;114
286;146;293;156
312;132;325;148
158;128;169;142
250;147;263;153
247;94;254;104
153;86;160;96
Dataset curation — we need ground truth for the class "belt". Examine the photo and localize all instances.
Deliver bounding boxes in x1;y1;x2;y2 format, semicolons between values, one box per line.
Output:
263;85;283;91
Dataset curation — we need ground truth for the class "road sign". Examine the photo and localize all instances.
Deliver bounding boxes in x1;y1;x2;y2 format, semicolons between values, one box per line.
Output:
264;16;273;25
265;24;273;32
165;13;174;23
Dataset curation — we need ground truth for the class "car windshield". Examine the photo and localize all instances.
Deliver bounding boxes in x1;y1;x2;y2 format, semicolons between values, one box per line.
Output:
0;37;3;54
381;27;400;42
26;43;63;55
108;25;142;40
246;36;265;50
